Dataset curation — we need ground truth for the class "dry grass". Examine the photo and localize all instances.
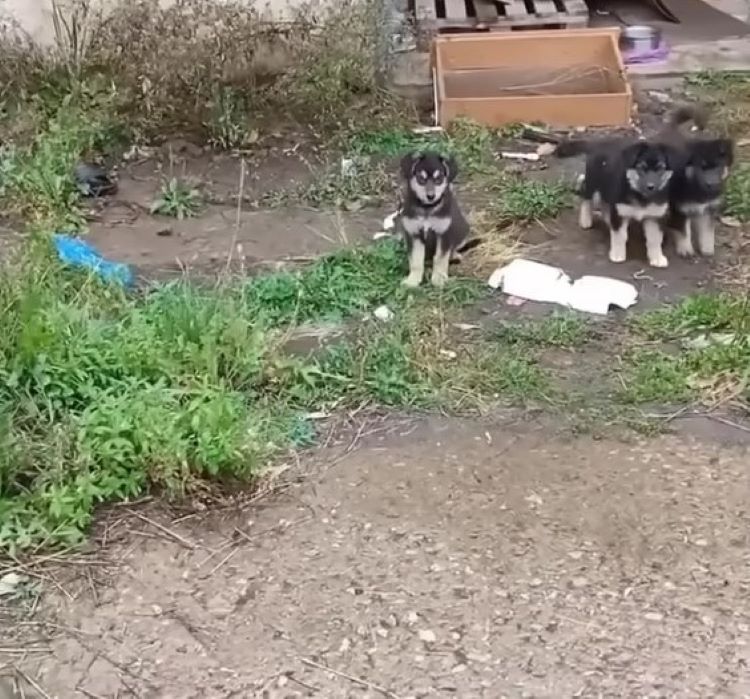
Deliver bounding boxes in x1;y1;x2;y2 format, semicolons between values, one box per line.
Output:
463;211;527;277
0;0;399;144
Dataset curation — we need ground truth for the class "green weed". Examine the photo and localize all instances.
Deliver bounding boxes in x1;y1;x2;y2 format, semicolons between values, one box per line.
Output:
260;160;394;210
684;71;750;138
619;294;750;406
0;88;121;226
494;313;591;348
205;86;256;150
348;118;499;177
151;178;202;219
725;164;750;222
490;175;572;223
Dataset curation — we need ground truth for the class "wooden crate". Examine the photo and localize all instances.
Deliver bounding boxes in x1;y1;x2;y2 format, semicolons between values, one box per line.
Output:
434;29;632;128
414;0;589;35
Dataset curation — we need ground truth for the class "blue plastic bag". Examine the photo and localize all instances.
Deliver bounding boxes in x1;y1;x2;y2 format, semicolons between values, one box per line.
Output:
53;234;134;287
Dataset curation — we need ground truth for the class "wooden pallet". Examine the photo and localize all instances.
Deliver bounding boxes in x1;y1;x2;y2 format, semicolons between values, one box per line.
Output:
414;0;589;34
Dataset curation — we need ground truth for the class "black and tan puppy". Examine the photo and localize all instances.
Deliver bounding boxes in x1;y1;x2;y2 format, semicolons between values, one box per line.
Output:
660;105;734;258
398;151;470;287
557;137;678;268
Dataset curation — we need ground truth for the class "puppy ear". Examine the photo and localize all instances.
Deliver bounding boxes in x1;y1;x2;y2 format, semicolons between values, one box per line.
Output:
441;154;459;182
661;144;681;169
400;152;419;180
621;141;647;167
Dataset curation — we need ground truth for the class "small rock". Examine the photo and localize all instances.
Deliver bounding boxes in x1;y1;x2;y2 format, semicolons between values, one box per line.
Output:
373;305;394;322
568;551;584;560
571;577;588;589
418;629;437;643
339;638;351;653
536;142;557;157
0;573;24;596
156;227;173;237
694;538;709;547
405;611;419;625
452;664;467;674
648;90;672;104
644;612;664;622
529;578;543;588
721;215;741;228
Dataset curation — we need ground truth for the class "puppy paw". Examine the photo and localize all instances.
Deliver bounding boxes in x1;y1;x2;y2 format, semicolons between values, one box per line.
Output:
430;270;449;287
402;273;422;288
578;211;593;230
608;248;627;264
675;239;695;258
698;243;715;257
648;252;669;268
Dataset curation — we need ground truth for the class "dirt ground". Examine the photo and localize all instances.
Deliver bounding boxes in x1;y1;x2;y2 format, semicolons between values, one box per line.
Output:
4;414;750;698
84;143;388;280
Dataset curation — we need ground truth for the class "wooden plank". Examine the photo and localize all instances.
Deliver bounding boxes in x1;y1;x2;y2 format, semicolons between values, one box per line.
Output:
473;0;500;23
444;0;469;20
415;0;589;34
531;0;559;18
500;0;530;20
563;0;589;16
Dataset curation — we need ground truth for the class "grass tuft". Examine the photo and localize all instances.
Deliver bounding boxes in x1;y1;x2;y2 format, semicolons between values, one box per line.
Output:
151;178;202;219
620;294;750;407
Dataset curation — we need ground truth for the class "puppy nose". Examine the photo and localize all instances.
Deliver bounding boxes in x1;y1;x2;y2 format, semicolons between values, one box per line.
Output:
425;192;436;201
646;183;655;191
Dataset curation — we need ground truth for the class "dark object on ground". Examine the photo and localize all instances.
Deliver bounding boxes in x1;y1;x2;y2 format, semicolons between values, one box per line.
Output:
74;162;118;197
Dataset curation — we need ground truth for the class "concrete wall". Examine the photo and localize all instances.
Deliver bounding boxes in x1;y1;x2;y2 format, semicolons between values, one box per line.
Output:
1;0;328;45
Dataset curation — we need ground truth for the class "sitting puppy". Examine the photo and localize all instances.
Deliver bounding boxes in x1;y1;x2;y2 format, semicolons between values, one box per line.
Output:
398;151;470;287
660;105;734;258
557;137;678;268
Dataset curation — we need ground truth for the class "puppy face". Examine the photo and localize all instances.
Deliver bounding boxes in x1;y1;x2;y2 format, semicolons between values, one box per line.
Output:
685;138;734;193
400;151;457;205
623;142;675;198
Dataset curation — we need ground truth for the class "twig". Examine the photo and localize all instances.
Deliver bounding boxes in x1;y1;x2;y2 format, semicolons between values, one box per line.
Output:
224;157;247;274
129;511;196;550
287;673;320;693
13;666;52;699
299;657;400;699
204;546;239;577
704;413;750;434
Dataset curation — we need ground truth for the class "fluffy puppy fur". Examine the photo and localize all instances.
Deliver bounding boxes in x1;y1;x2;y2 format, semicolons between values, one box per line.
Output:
557;137;678;268
398;151;471;287
660;105;734;258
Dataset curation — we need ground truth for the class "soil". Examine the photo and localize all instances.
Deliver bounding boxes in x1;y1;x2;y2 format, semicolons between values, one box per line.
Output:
84;144;388;281
6;415;750;698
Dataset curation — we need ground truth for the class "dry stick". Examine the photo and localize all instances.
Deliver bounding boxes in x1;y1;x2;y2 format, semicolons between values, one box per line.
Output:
204;546;239;578
13;666;52;699
224;157;247;275
129;511;196;550
705;413;750;434
299;657;400;699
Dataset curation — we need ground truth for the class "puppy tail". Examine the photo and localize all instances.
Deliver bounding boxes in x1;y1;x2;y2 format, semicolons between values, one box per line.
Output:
554;139;594;158
456;237;483;254
449;236;483;264
667;104;710;132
